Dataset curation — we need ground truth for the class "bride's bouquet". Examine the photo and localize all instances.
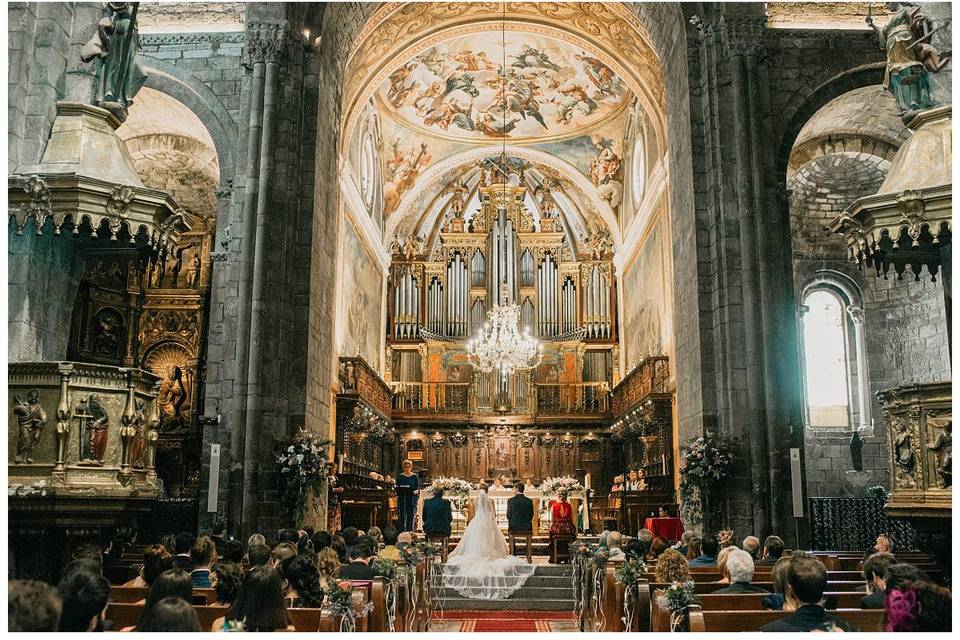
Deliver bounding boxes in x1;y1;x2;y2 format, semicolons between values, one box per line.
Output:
539;476;585;497
430;476;472;498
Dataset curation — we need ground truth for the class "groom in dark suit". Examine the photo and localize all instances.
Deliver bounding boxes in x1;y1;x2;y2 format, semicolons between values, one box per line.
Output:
422;487;453;537
507;482;534;534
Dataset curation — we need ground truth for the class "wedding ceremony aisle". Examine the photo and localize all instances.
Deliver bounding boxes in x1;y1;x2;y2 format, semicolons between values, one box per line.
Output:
431;610;578;632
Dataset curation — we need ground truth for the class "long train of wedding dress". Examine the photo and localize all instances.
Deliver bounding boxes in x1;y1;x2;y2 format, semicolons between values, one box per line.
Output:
442;489;537;599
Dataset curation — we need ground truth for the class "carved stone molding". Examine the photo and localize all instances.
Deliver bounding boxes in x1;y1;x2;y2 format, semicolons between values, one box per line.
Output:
245;21;288;66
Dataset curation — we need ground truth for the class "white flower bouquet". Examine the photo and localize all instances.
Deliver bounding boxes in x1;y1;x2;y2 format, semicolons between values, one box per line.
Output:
539;476;585;496
429;476;472;497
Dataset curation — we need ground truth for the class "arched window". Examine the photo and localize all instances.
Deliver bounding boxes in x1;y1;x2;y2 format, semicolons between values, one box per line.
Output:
799;272;870;430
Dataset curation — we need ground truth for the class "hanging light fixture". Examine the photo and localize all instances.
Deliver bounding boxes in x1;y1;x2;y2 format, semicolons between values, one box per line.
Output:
465;5;542;378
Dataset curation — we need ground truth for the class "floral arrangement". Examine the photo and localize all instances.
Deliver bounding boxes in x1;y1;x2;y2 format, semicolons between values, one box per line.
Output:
370;557;398;579
397;540;442;565
678;434;736;532
615;557;649;585
716;529;735;548
590;545;610;570
655;580;697;612
571;540;596;559
540;476;585;496
430;476;472;497
276;428;332;527
325;580;374;630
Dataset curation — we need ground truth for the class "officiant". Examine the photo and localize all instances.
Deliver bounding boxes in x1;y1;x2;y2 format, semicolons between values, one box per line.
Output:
396;459;420;532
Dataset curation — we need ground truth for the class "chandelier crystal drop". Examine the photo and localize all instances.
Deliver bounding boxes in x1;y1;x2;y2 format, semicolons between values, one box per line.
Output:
467;285;543;376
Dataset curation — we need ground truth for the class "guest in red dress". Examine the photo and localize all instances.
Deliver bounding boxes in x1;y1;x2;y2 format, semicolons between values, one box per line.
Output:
549;490;577;563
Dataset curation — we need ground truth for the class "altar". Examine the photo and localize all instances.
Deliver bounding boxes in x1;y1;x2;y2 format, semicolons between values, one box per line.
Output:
416;488;586;536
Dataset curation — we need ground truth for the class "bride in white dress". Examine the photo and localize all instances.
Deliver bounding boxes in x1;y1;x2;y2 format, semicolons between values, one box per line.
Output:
443;483;537;599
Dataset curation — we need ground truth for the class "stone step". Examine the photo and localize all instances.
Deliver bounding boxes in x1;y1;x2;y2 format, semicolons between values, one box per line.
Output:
437;585;573;601
435;597;574;611
439;563;573;578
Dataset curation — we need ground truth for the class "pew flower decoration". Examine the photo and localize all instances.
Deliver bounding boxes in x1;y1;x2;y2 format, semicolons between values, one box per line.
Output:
370;557;398;579
590;545;610;570
430;476;472;497
326;580;374;632
571;540;595;559
540;476;585;497
276;428;332;527
655;580;697;612
716;528;735;548
614;557;648;585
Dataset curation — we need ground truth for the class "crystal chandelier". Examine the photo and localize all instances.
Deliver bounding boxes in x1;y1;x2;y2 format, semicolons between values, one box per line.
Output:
467;285;542;376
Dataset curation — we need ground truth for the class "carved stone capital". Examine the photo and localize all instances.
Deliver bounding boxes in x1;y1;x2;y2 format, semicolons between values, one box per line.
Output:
246;22;288;66
846;304;865;326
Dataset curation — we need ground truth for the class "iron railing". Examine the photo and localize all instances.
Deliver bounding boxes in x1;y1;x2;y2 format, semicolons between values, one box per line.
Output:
809;497;918;551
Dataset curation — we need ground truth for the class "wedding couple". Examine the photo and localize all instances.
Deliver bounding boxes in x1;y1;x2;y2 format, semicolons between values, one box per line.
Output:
423;482;537;599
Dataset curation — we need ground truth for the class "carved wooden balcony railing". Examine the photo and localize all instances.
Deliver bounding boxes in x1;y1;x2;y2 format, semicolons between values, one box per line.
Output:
391;382;472;415
339;356;393;416
612;356;670;415
535;382;610;415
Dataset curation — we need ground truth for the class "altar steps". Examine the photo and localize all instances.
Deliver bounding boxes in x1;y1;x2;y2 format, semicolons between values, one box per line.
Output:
442;535;598;557
436;564;575;611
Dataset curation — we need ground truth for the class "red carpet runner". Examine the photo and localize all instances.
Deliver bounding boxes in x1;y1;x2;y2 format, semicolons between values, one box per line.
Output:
432;610;577;632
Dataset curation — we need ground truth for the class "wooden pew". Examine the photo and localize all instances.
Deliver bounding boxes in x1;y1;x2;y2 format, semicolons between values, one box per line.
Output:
109;586;217;605
695;592;864;610
686;605;885;632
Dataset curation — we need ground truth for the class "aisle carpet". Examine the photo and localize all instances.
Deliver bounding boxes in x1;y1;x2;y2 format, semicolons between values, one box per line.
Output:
431;610;577;632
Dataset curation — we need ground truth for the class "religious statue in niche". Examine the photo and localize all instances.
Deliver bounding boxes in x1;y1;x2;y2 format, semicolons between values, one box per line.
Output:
128;398;147;468
79;395;110;465
80;2;148;122
866;2;951;118
927;421;951;488
157;365;190;432
534;179;560;221
445;178;468;220
589;134;623;208
892;417;916;488
184;253;202;289
12;389;47;464
92;309;123;358
587;223;613;259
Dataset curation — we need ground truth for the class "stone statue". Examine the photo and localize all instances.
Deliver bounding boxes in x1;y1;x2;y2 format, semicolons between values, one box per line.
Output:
82;395;110;465
867;3;950;116
128;398;146;468
893;418;916;487
80;2;148;122
927;421;951;488
445;178;468;219
535;180;560;220
850;430;864;471
13;389;47;463
157;365;188;431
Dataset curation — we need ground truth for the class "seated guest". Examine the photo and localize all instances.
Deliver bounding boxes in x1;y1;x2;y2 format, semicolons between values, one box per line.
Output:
379;526;402;562
316;547;342;591
331;536;349;565
279;554;324;608
742;535;761;559
210;519;228;552
597;529;611;548
222;539;244;564
247;533;267;549
69;542;104;573
610;474;624;492
341;526;360;549
658;504;673;518
634;528;653;557
159;534;176;557
685;535;702;561
225;565;294;632
367;526;383;548
397;531;415;545
548;489;578;562
8;579;62;632
123;544;173;588
761;556;792;610
296;530;313;556
270;541;298;566
625;538;644;560
860;552;898;609
277;528;299;545
172;531;196;570
607;531;626;561
688;535;719;566
312;530;333;553
676;530;694;556
139;597;201;632
247;543;272;568
338;541;377;580
714;549;769;593
648;537;670;561
715;545;739;583
57;567;110;632
755;535;785;566
210;562;244;608
189;535;217;587
625;469;643;491
716;528;735;548
655;549;692;583
126;568;193;631
759;554;857;632
884;563;951;632
873;533;894;555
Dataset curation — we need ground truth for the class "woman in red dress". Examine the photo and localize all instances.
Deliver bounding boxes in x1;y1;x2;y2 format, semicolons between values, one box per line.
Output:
549;490;577;563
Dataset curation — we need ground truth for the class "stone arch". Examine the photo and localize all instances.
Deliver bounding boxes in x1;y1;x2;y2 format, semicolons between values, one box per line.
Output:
140;58;239;184
776;62;886;186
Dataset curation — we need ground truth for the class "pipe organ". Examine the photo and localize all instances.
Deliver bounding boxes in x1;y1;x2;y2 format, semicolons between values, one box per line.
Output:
387;179;618;415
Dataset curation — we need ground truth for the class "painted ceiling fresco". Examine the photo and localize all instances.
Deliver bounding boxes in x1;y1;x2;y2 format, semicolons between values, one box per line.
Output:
377;32;632;143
